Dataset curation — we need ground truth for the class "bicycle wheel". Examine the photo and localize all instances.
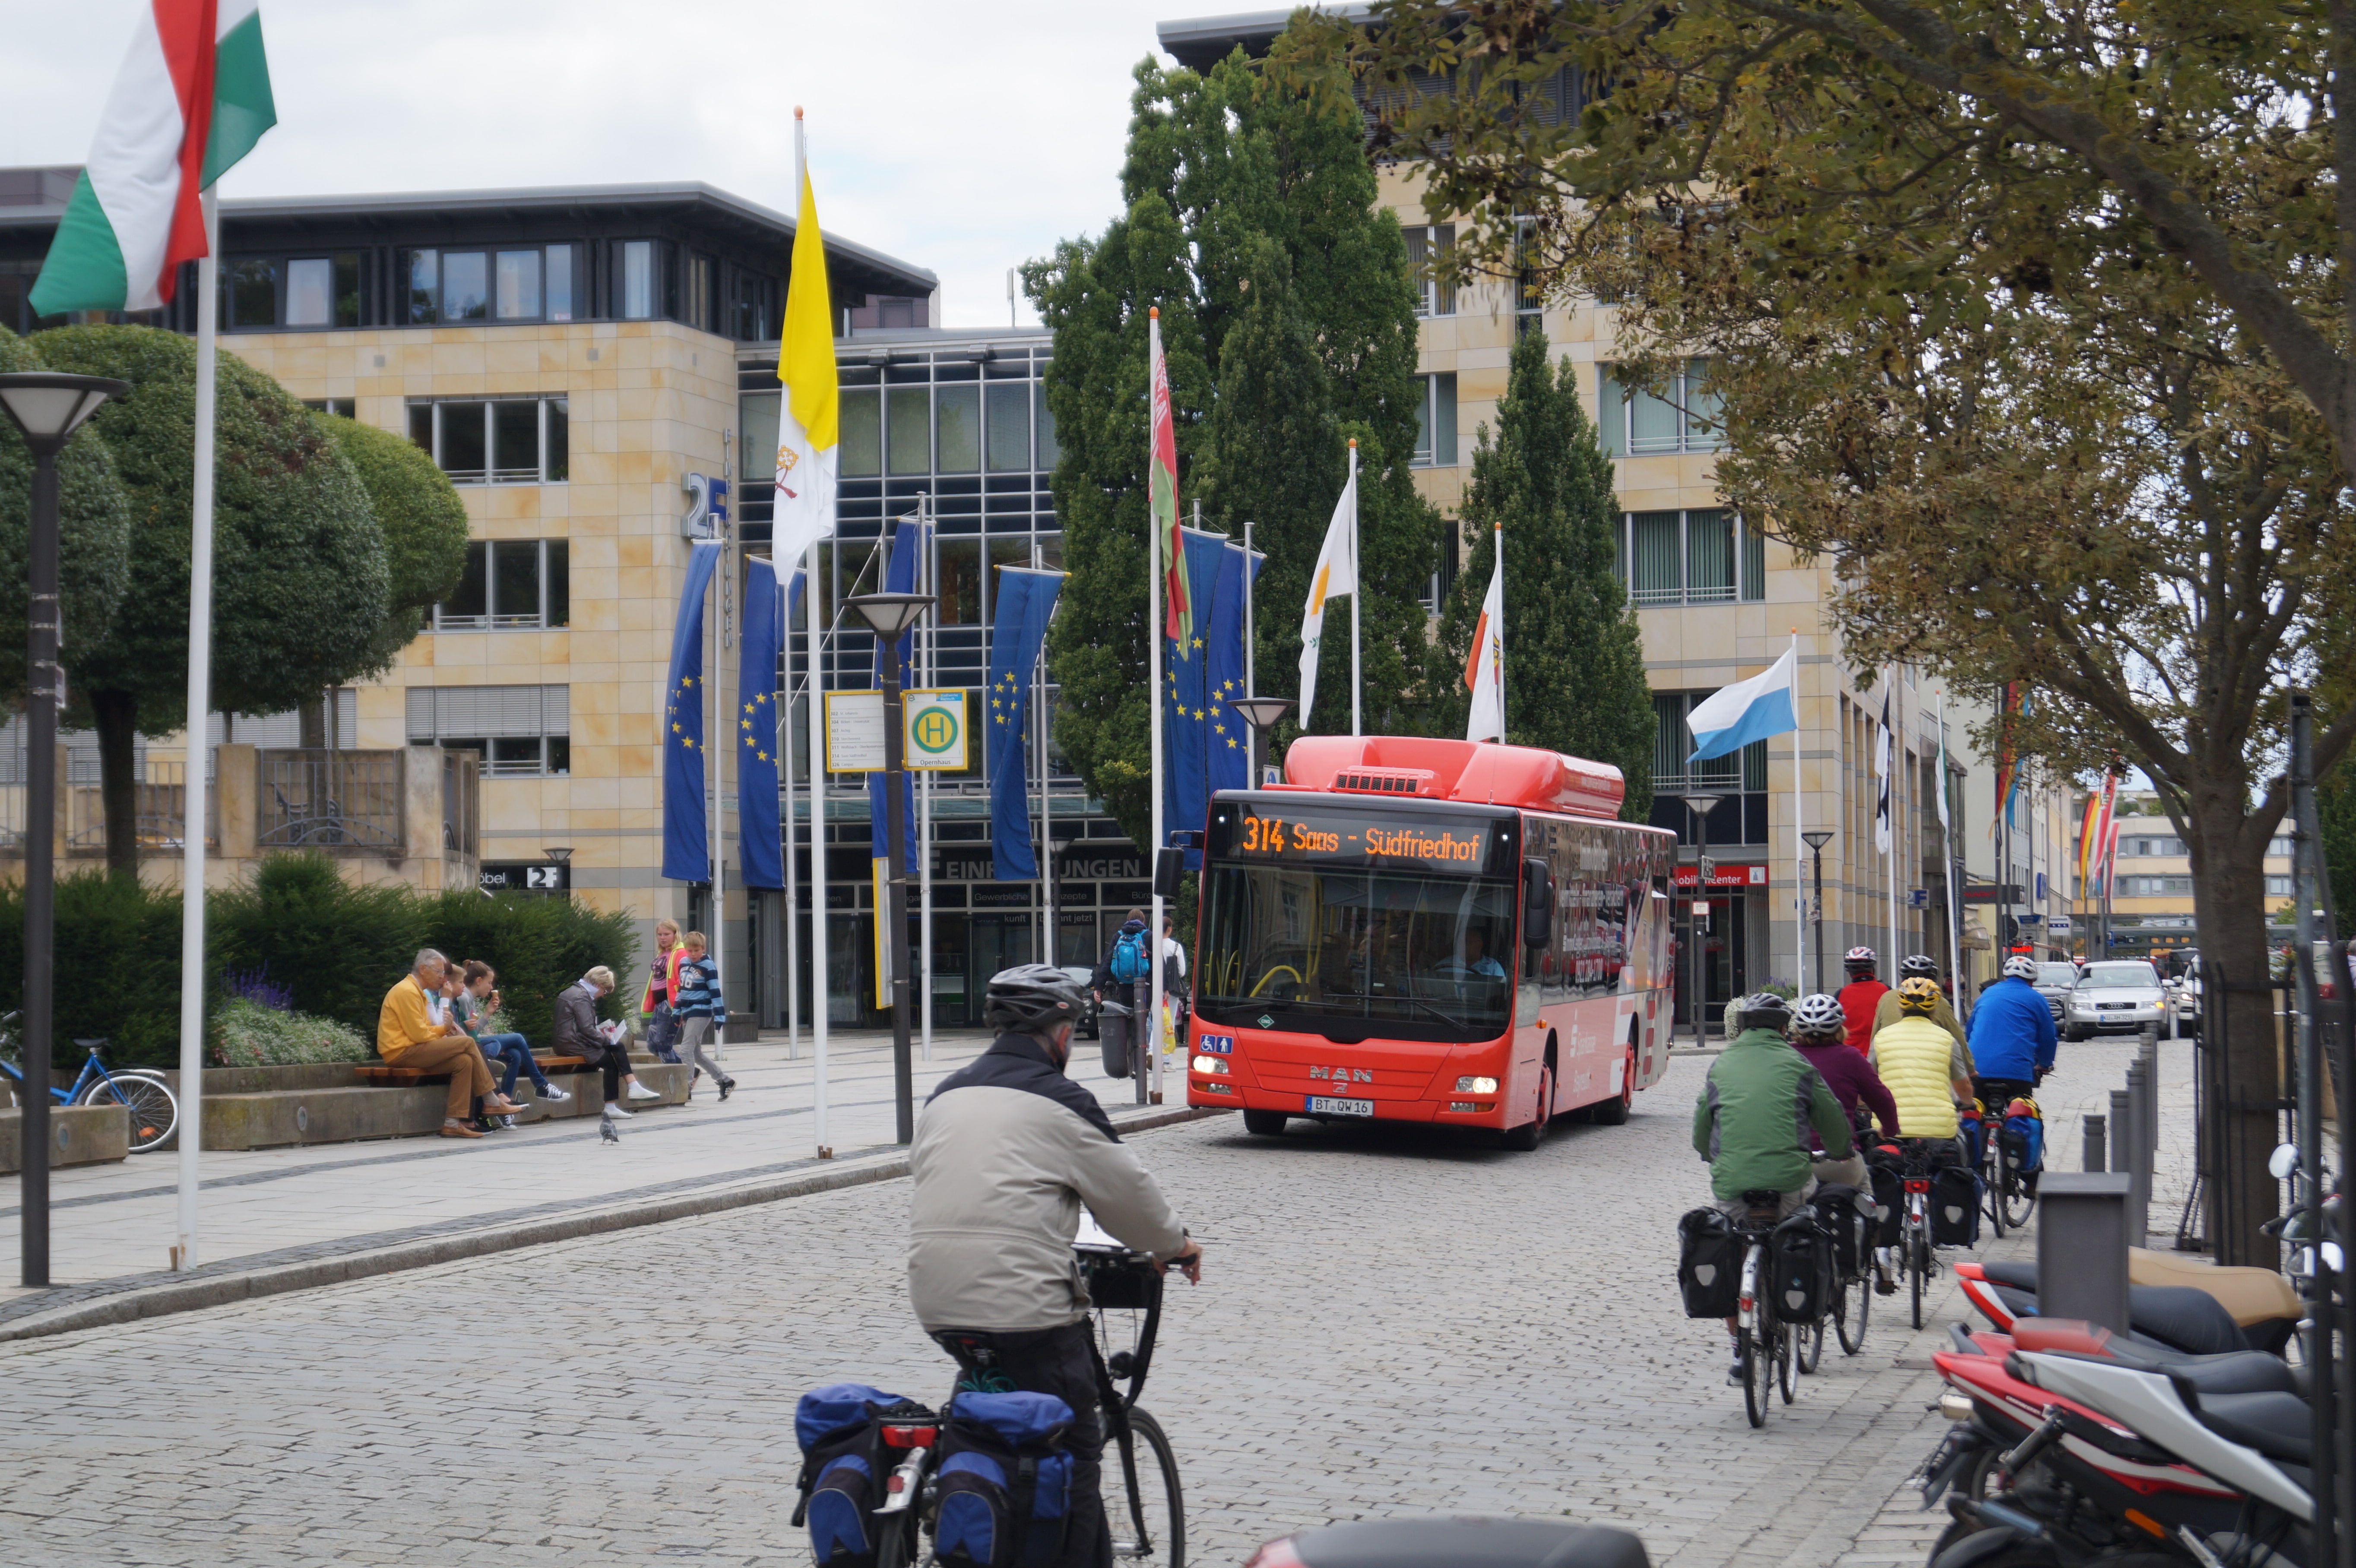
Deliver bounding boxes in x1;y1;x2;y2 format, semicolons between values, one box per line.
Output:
1909;1231;1929;1331
1835;1269;1870;1355
1799;1311;1824;1375
1740;1328;1767;1429
1111;1407;1184;1568
1776;1322;1796;1404
1986;1143;2008;1239
81;1072;177;1152
875;1506;919;1568
2001;1157;2037;1231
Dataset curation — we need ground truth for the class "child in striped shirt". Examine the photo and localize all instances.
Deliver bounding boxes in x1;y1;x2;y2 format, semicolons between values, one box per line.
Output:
673;932;735;1100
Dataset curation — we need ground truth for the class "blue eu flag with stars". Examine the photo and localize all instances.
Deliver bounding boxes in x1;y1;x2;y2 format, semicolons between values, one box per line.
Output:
986;567;1064;882
661;542;723;882
736;557;785;889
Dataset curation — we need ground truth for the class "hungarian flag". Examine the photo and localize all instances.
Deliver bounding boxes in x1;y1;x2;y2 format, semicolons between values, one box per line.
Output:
31;0;276;316
1464;525;1505;741
1146;308;1190;648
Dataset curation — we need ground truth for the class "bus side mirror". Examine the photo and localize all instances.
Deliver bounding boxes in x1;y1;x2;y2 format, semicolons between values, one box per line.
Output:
1523;858;1554;948
1153;846;1185;900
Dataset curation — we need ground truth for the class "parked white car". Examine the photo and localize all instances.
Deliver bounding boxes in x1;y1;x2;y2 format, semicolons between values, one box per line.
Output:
2063;959;2169;1041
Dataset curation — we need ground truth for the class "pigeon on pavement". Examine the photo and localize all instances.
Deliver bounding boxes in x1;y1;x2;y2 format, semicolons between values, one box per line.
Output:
599;1115;621;1145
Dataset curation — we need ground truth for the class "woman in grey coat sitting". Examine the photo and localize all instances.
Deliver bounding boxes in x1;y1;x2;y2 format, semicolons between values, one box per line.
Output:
555;966;661;1119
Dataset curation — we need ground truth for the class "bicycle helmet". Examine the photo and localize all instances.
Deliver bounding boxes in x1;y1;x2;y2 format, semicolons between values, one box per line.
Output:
1737;991;1792;1031
982;964;1088;1035
2002;955;2039;982
1900;954;1941;980
1791;993;1846;1038
1843;946;1878;973
1896;977;1943;1014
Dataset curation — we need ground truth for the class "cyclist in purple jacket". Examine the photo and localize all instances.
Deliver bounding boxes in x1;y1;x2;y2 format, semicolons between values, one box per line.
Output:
1787;993;1898;1187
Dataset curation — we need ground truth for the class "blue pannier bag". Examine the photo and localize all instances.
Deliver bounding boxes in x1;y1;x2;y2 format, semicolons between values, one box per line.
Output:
792;1383;910;1568
934;1389;1076;1568
2003;1112;2045;1176
1955;1105;1984;1169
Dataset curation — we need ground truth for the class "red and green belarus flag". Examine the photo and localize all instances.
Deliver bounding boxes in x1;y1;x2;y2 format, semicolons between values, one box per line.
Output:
30;0;276;316
1146;307;1190;648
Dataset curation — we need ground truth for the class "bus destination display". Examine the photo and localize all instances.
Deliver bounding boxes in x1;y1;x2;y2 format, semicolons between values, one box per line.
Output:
1225;804;1496;870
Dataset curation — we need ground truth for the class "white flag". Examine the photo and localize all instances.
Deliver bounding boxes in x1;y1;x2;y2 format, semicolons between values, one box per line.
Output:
1464;530;1505;742
1296;468;1357;727
1873;689;1893;854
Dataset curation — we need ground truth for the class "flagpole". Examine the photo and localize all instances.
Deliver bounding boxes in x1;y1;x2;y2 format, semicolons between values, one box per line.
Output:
1347;439;1361;738
1494;520;1505;739
1147;308;1166;1107
1939;691;1968;1021
711;446;731;1040
782;571;799;1060
919;501;934;1064
1790;632;1805;997
174;189;220;1271
1886;668;1899;975
798;110;832;1156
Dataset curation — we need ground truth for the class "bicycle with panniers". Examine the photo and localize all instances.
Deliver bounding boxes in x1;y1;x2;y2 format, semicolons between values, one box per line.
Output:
794;1227;1183;1568
1976;1077;2043;1235
1679;1189;1843;1428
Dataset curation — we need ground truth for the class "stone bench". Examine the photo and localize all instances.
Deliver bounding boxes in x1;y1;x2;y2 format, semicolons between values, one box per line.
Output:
198;1059;691;1151
0;1101;131;1174
356;1055;586;1087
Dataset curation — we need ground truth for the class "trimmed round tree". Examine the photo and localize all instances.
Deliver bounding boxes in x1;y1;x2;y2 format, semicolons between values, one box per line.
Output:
315;411;470;719
33;325;390;874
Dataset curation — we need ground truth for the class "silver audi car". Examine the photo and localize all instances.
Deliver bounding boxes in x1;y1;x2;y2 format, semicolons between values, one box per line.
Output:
2062;959;2169;1041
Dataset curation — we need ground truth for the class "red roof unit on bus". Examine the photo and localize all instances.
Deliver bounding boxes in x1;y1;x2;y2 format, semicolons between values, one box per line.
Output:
1283;736;1626;819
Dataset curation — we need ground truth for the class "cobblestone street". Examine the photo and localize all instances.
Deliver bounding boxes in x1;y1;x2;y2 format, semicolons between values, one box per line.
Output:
0;1035;2188;1567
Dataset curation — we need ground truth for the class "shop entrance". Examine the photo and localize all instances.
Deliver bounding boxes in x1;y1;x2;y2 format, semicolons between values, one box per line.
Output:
1671;893;1749;1034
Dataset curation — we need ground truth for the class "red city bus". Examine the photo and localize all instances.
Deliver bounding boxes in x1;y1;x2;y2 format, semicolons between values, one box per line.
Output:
1185;735;1678;1146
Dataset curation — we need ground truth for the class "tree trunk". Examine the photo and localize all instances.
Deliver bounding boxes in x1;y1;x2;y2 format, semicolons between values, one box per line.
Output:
2188;800;2284;1268
91;688;140;881
298;692;326;749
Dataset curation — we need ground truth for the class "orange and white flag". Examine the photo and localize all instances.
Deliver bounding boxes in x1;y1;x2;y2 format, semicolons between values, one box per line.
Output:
1295;465;1357;727
1465;527;1505;742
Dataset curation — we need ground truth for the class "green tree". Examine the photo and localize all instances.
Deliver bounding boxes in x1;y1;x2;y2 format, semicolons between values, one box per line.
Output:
0;327;132;710
1434;328;1654;820
314;411;470;731
32;326;390;875
1030;28;1441;850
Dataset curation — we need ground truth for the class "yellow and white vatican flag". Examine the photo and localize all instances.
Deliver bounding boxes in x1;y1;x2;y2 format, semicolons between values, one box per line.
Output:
773;140;839;567
1465;524;1506;742
1296;446;1358;730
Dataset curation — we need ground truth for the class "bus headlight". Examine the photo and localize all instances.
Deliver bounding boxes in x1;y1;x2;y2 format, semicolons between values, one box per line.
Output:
1454;1075;1498;1094
1191;1055;1229;1075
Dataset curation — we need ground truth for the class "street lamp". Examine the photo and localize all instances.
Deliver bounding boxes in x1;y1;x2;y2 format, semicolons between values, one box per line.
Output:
1680;792;1728;1045
0;371;129;1290
844;590;932;1144
1229;696;1293;786
1802;830;1835;995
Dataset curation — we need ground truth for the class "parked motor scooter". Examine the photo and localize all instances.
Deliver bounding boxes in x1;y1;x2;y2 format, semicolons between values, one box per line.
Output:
1919;1318;2312;1566
1951;1258;2296;1358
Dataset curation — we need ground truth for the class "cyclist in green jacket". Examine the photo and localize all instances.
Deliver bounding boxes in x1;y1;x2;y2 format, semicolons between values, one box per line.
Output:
1693;992;1855;1383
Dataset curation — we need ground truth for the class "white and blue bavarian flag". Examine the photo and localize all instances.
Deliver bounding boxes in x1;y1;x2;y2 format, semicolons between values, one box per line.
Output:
1685;645;1798;761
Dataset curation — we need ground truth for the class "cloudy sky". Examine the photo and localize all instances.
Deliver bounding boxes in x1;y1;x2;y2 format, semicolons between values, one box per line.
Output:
0;0;1206;326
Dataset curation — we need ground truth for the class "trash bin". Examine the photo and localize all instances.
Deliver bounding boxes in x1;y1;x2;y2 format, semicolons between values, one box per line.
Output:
1099;1000;1133;1080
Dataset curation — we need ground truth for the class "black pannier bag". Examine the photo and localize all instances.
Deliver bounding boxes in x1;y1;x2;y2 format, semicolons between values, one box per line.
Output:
1676;1206;1742;1318
1769;1206;1837;1323
1811;1182;1868;1279
1932;1164;1983;1247
1865;1154;1905;1246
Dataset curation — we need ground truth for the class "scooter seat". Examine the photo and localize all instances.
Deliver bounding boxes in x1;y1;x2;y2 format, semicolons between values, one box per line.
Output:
2194;1390;2312;1466
2111;1346;2303;1397
1986;1274;2250;1357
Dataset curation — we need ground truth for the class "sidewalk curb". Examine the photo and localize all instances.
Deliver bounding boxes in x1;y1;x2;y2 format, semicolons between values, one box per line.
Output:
0;1103;1223;1346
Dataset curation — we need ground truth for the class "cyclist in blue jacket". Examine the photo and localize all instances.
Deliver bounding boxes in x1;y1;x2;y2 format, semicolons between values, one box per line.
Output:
1965;955;2058;1096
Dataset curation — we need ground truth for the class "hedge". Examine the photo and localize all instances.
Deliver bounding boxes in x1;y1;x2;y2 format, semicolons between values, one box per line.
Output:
0;854;639;1068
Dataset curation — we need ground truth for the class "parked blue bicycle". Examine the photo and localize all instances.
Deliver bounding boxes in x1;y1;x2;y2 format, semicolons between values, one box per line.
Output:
0;1013;179;1152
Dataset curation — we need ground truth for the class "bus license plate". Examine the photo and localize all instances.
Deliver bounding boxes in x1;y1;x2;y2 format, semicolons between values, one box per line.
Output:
1307;1095;1374;1118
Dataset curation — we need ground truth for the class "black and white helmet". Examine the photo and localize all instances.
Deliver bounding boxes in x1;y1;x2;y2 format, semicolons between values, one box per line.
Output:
1737;990;1792;1031
1900;954;1941;980
2003;955;2039;982
1791;993;1846;1038
982;964;1087;1035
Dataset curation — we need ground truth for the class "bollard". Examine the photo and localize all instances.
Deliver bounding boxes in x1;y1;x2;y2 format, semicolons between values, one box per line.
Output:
2037;1172;2136;1335
2084;1114;2107;1173
2109;1090;2131;1176
2125;1059;2155;1242
2137;1034;2161;1158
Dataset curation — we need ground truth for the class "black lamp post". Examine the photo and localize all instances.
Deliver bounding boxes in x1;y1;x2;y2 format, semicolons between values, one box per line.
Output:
1680;792;1727;1043
844;590;932;1144
1229;696;1293;787
0;371;128;1290
1802;829;1835;995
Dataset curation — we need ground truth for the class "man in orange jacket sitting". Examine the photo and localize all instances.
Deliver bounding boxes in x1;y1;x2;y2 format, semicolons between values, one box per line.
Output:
378;948;527;1139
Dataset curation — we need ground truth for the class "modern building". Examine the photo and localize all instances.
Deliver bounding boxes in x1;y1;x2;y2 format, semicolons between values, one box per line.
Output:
2077;791;2294;961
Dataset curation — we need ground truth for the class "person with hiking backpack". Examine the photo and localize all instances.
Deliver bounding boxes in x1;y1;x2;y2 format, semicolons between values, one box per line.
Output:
1090;908;1153;1006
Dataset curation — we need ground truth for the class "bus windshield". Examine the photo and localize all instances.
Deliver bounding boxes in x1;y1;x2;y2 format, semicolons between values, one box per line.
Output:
1196;859;1516;1043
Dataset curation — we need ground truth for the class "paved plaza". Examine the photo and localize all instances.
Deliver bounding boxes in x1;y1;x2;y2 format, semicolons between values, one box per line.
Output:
0;1029;2201;1566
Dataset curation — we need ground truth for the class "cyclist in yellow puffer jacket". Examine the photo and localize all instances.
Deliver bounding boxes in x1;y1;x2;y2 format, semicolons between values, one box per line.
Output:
1867;978;1975;1140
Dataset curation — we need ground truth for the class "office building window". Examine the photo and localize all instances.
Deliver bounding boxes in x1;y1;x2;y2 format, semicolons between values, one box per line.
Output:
732;269;777;340
1513;222;1543;337
1617;509;1762;605
303;398;356;418
2123;835;2190;857
442;252;490;322
223;253;362;329
405;249;439;325
2119;875;2196;898
838;388;883;477
494;250;541;319
407;684;570;777
2265;874;2295;896
1599;360;1723;454
985;381;1032;471
434;541;570;631
936;382;982;473
1650;690;1769;846
887;385;931;475
1404;225;1456;317
1412;373;1459;467
408;398;569;484
546;245;574;322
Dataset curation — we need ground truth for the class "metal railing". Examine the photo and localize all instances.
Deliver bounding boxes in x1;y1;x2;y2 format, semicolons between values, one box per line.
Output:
64;761;215;853
257;749;404;853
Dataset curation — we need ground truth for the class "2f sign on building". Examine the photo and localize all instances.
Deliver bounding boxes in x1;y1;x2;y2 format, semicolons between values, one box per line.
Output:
825;691;886;772
903;689;968;771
